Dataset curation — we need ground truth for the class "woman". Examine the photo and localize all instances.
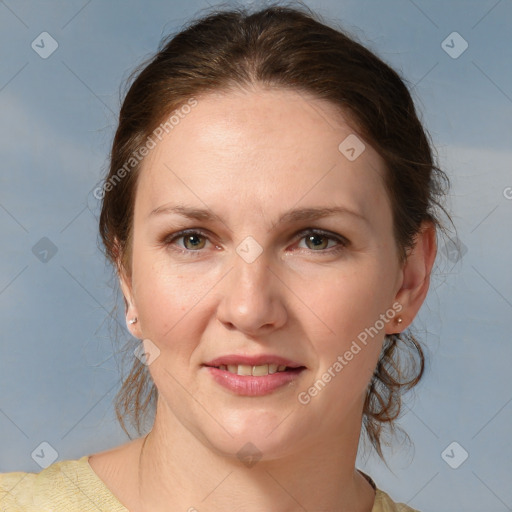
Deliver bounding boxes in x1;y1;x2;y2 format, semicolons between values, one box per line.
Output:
0;3;449;511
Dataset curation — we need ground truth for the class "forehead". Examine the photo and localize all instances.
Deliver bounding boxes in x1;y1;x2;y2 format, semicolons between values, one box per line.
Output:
135;87;390;225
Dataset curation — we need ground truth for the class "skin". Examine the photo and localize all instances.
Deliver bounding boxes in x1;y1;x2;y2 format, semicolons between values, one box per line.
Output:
89;86;437;512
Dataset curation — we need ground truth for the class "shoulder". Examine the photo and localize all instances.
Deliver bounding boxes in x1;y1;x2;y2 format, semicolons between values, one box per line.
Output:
0;456;128;512
359;470;420;512
373;488;420;512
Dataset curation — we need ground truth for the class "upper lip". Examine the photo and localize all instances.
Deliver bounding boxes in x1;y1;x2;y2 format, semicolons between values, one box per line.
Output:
204;354;305;368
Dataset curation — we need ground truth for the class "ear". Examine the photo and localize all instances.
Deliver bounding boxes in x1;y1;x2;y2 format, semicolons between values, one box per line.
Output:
385;220;437;334
115;241;142;339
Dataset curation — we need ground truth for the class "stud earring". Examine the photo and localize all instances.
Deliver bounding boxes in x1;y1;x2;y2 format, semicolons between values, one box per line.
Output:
128;317;138;325
396;317;403;325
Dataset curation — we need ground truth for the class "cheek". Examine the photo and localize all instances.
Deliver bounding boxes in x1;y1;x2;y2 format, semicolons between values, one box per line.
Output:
131;253;212;347
301;262;396;387
308;264;394;337
297;270;389;418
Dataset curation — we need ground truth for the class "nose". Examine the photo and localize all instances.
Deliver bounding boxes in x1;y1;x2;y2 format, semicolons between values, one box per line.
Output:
216;250;287;336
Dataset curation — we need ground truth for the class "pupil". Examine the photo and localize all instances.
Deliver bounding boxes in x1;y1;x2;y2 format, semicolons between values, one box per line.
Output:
308;234;326;249
186;235;203;249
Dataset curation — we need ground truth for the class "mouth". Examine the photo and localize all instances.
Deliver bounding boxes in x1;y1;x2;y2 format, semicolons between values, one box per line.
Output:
205;363;305;377
202;356;307;396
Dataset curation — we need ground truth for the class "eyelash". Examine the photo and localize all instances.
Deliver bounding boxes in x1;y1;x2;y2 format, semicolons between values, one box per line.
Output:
162;228;348;256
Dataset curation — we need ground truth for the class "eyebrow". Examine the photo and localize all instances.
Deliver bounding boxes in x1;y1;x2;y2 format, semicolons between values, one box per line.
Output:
148;203;369;228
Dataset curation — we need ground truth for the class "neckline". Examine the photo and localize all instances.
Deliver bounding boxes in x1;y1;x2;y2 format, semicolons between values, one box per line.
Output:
83;455;128;510
83;455;381;510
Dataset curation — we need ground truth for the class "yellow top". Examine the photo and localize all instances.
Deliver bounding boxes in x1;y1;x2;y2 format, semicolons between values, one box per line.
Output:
0;456;419;511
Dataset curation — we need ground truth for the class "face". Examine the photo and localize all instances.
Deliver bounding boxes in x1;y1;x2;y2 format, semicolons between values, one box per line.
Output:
121;87;408;460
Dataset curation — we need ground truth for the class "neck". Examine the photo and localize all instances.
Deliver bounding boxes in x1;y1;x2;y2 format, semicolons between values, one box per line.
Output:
134;397;375;512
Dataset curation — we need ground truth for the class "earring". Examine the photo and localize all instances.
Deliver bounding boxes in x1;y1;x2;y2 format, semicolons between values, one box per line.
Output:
128;317;138;325
396;317;403;325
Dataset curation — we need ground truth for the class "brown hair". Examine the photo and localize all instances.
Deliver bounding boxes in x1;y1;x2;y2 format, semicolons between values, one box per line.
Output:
98;2;451;460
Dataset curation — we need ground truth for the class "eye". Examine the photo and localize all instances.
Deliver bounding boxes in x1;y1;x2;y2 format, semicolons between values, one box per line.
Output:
295;229;348;253
164;229;211;252
162;228;348;255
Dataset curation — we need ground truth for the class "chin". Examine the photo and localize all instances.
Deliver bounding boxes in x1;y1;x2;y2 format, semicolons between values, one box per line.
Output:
199;411;307;463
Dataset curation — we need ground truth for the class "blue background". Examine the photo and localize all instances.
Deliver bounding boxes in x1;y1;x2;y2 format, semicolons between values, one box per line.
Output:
1;1;511;511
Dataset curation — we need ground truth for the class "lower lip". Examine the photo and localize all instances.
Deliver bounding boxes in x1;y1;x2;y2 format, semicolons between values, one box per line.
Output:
204;366;305;396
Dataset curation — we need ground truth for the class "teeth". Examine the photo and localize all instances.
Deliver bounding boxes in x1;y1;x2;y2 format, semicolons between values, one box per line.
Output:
218;364;290;376
251;364;268;376
237;364;253;376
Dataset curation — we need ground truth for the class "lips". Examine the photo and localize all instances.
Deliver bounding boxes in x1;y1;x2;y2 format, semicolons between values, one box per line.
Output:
202;354;306;396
